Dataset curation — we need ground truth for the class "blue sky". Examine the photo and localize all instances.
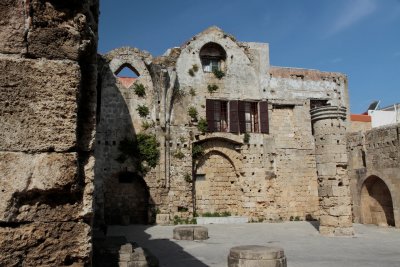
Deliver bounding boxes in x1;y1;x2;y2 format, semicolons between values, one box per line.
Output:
99;0;400;113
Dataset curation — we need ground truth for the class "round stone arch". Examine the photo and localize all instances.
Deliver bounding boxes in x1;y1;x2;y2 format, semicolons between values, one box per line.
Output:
197;138;243;175
359;175;395;227
194;150;242;215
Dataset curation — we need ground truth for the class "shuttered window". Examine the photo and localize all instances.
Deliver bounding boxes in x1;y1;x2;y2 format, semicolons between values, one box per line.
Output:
259;101;269;134
206;99;269;134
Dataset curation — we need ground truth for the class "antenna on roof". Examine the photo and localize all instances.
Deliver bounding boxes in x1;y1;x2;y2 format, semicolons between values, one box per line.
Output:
366;100;380;112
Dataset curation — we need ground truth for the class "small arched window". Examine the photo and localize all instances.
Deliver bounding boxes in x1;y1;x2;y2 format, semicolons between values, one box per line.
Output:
114;63;140;88
199;42;226;73
114;63;140;78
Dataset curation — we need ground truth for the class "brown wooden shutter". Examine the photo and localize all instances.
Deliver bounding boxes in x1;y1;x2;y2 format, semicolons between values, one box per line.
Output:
229;100;239;133
259;100;269;134
238;101;246;134
206;99;215;132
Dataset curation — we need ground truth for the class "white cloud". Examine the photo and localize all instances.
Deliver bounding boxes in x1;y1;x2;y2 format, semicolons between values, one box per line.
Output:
325;0;377;37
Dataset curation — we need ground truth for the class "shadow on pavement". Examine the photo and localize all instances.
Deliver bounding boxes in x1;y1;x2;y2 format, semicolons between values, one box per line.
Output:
106;224;209;267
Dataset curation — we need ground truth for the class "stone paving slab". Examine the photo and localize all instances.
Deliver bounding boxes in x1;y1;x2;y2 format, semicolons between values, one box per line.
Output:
107;222;400;267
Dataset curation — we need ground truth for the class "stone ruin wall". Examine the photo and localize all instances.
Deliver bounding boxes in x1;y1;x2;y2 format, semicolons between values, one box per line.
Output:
95;27;353;232
0;0;98;266
347;124;400;228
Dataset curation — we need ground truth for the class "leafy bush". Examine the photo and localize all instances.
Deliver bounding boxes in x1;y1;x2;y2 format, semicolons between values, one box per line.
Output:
137;105;149;118
116;134;160;174
174;149;185;159
142;120;154;130
184;173;192;183
197;118;208;133
213;69;225;79
188;106;198;119
207;84;218;93
133;83;146;97
188;69;195;77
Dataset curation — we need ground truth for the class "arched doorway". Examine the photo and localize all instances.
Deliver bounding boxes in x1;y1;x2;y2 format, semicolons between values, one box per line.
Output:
195;151;241;215
361;176;395;227
104;171;150;225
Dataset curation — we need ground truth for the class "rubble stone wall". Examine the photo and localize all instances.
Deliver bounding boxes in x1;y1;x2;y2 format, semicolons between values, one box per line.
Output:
0;0;98;266
347;124;400;228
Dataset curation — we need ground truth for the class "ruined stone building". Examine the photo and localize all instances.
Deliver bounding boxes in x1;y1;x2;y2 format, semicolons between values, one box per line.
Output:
95;26;354;236
0;1;399;265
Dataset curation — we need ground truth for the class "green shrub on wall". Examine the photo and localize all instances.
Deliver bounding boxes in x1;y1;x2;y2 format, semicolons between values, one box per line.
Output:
133;83;146;97
116;134;159;174
137;105;149;118
197;118;208;133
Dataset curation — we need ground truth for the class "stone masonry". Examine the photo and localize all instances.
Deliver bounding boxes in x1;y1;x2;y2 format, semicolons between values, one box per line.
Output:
95;26;352;235
347;124;400;228
0;0;98;266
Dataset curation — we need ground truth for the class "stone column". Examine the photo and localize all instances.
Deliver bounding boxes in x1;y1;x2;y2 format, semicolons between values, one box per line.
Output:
310;106;354;236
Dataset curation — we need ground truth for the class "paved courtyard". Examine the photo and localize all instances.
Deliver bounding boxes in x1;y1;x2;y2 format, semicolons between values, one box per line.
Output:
108;222;400;267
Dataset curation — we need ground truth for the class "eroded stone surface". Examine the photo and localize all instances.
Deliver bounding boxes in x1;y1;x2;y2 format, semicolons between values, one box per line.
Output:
0;152;80;222
0;0;25;54
0;55;80;152
0;222;91;267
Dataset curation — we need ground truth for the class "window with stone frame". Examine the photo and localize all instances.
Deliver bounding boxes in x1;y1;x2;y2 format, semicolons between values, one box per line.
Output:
206;99;269;134
199;42;226;73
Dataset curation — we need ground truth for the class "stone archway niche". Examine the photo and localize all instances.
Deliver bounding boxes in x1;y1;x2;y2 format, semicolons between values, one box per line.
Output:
195;151;241;215
361;176;395;227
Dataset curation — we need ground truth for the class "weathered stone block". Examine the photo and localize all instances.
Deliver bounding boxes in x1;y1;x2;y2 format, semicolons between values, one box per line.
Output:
0;0;25;54
0;55;80;152
228;245;286;267
0;222;91;267
0;152;81;222
27;0;97;60
173;226;208;240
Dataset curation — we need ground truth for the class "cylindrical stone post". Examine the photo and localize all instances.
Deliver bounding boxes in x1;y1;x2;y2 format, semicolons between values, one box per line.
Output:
228;245;286;267
310;106;354;236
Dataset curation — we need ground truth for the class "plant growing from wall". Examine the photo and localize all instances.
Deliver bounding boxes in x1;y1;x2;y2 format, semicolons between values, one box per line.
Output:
188;106;198;120
189;88;196;96
243;133;250;143
133;83;146;97
207;84;218;93
142;120;154;130
116;134;159;174
213;69;225;79
184;173;192;183
188;69;195;77
197;118;208;133
174;149;185;159
192;144;204;160
137;105;149;118
188;64;199;77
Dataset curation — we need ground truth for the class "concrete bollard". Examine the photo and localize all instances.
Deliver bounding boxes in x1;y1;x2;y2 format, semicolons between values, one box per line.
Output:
173;226;208;240
228;245;286;267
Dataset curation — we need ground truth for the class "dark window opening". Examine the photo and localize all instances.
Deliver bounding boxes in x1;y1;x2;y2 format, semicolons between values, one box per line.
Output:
199;42;226;72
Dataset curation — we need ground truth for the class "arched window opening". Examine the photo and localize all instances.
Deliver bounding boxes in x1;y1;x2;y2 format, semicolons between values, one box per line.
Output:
361;176;395;227
199;42;226;73
115;63;140;88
